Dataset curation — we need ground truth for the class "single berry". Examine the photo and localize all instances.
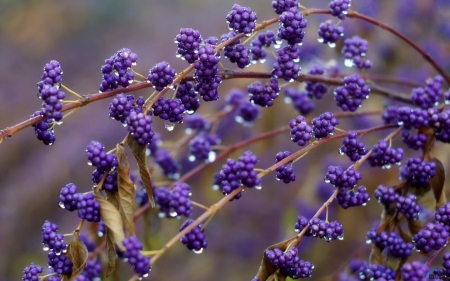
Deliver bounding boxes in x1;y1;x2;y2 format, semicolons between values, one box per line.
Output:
289;115;313;146
180;219;208;252
122;236;151;277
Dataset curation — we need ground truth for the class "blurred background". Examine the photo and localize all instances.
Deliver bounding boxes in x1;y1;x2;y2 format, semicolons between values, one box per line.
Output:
1;0;450;280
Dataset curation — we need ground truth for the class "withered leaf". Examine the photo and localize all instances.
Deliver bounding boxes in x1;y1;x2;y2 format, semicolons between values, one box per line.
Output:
369;245;383;265
407;219;423;236
127;137;155;208
105;190;120;210
254;236;296;281
105;230;117;277
397;227;412;243
116;144;136;235
95;195;125;251
430;157;446;209
66;234;88;281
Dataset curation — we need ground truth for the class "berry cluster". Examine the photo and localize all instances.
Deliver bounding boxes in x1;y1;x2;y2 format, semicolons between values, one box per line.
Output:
194;44;221;101
148;61;176;91
308;217;344;242
382;105;399;125
154;183;192;218
272;0;299;14
435;203;450;231
411;75;444;109
126;111;155;145
180;219;208;252
248;78;280;107
154;149;179;178
86;141;118;172
184;113;209;132
37;60;63;90
58;183;80;211
39;84;65;123
42;221;67;254
329;0;351;20
153;186;171;216
396;106;429;129
400;157;436;187
92;169;118;192
413;222;449;253
289;115;313;146
334;74;370;112
342;36;372;69
222;32;251;69
22;264;43;281
277;7;307;45
226;4;257;35
401;129;428;150
175;28;202;63
339;131;367;161
99;48;137;92
311;112;339;139
108;93;143;124
236;101;260;124
358;264;396;281
275;151;296;184
433;109;450;143
283;87;316;115
265;248;314;278
366;229;413;259
175;82;200;114
122;236;151;277
396;194;421;220
250;31;276;62
374;185;398;206
336;186;370;209
77;193;101;222
368;139;404;168
443;252;450;276
152;97;185;123
317;21;344;47
272;45;301;82
189;134;220;162
31;111;56;145
401;262;429;281
48;251;73;275
305;63;328;100
325;166;361;189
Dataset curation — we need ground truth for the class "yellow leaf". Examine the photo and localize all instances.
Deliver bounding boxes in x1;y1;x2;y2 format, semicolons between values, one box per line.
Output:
116;144;136;235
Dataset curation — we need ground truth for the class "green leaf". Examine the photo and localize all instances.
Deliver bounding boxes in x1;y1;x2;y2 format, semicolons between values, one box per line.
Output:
127;137;155;208
95;195;125;251
66;234;88;281
105;230;117;277
116;144;136;235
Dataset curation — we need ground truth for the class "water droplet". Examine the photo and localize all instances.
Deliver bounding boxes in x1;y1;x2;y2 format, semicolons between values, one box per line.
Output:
344;59;353;67
284;97;292;104
168;172;180;180
55;250;62;256
62;248;67;253
382;164;391;170
185;128;193;135
164;120;175;131
142;273;149;278
446;100;450;105
189;155;196;162
293;58;300;63
276;177;281;181
328;42;336;48
58;202;65;209
186;109;195;115
317;38;324;43
324;179;330;183
365;239;372;244
235;116;244;124
169;211;178;217
87;160;92;166
255;185;262;190
338;148;344;155
42;244;49;251
338;234;344;240
158;212;166;219
193;248;204;254
208;151;216;162
97;231;104;238
55;120;63;125
259;59;266;63
212;184;220;191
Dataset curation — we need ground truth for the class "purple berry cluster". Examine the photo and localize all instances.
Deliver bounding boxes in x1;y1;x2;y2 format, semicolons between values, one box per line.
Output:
435;203;450;231
336;186;370;209
108;93;142;124
396;106;429;129
325;166;361;189
175;82;200;114
382;105;399;125
272;0;299;14
153;187;171;216
443;252;450;276
148;61;176;91
318;21;344;47
77;193;101;222
366;229;413;259
401;262;429;281
31;111;56;145
432;109;450;143
175;28;202;63
152;97;185;123
99;48;137;92
334;74;370;112
122;236;151;277
42;221;67;254
92;169;118;192
329;0;351;20
400;157;436;187
358;264;395;281
154;183;192;218
189;134;220;162
368;139;404;168
236;101;260;124
226;4;257;35
275;151;296;184
250;31;276;62
184;113;209;133
37;60;63;90
401;130;428;150
283;87;316;115
277;7;307;45
248;78;280;107
22;264;43;281
396;194;421;220
59;183;80;211
194;44;221;102
308;217;344;242
126;111;155;145
39;84;65;123
413;222;449;253
222;33;251;69
180;219;208;252
86;141;118;172
312;112;339;139
342;36;372;69
48;251;73;275
154;148;179;178
339;131;367;161
305;63;328;100
289;115;313;146
411;75;444;109
265;247;314;278
272;45;301;82
374;185;398;206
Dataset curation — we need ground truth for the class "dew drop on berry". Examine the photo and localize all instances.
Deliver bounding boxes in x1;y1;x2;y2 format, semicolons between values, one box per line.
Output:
189;155;196;162
169;211;178;217
328;42;336;48
208;151;216;162
193;248;204;254
344;59;353;67
212;184;220;191
255;185;262;190
186;109;195;115
365;239;372;244
338;234;344;240
164;120;175;131
58;201;65;209
42;244;49;251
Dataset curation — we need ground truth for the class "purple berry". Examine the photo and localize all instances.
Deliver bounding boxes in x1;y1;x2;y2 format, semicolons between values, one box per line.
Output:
39;84;65;122
248;78;279;107
180;219;208;252
289;115;313;146
77;193;101;222
272;45;301;82
401;262;429;281
411;75;443;109
374;185;398;206
436;203;450;231
152;97;185;123
226;4;257;35
329;0;351;20
175;28;202;64
236;101;260;124
325;166;361;189
277;7;307;45
305;63;328;100
250;31;276;62
59;183;80;211
368;139;404;168
108;93;135;123
275;151;296;184
318;21;344;47
126;111;155;146
175;82;199;114
294;215;311;234
92;169;118;192
400;157;436;188
396;194;421;220
312;112;339;139
342;36;372;69
37;60;63;90
99;48;137;92
194;44;221;102
309;217;344;241
237;151;261;188
433;109;450;143
48;251;73;275
169;183;193;218
339;131;367;161
189;134;220;162
334;74;371;112
148;61;176;91
122;236;151;277
266;247;314;278
154;186;172;217
219;159;243;200
358;264;395;281
31;111;56;145
22;264;43;281
443;252;450;276
154;149;179;179
184;114;209;132
86;141;118;173
382;105;399;125
396;106;429;129
402;130;428;150
413;222;449;253
336;186;369;209
283;87;316;115
272;0;299;14
42;221;67;254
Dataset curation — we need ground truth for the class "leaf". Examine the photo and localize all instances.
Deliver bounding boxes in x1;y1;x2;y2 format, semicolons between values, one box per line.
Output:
397;227;412;243
95;195;125;251
105;190;120;210
254;236;296;281
105;230;117;277
127;137;155;208
407;219;424;236
369;245;383;265
429;157;446;209
116;144;136;235
66;234;88;281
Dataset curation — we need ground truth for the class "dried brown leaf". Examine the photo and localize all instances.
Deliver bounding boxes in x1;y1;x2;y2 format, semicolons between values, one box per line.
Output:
116;144;136;235
407;219;423;236
419;127;435;156
105;191;120;210
369;245;383;265
397;227;412;243
95;195;125;251
66;234;88;280
105;230;117;277
254;236;296;281
127;137;155;208
430;157;446;209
